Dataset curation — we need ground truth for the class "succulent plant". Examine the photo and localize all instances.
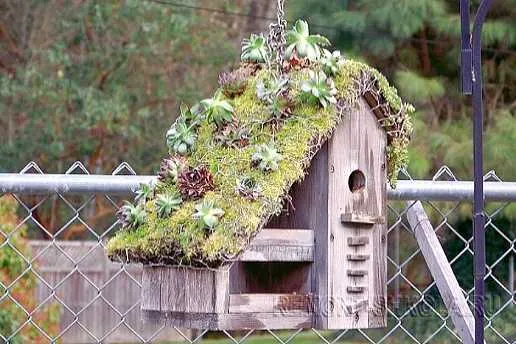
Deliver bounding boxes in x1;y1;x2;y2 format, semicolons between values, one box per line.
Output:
241;33;269;63
200;94;234;127
236;177;262;200
135;182;155;204
214;122;250;148
117;201;146;229
193;200;225;230
158;156;186;184
283;53;311;72
179;102;203;126
218;70;248;98
320;49;344;76
166;120;197;155
155;193;182;218
252;143;283;172
285;20;331;61
256;75;290;104
300;70;338;108
178;165;215;200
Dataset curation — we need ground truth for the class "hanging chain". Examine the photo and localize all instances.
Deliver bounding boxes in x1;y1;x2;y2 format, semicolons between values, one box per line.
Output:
266;0;287;76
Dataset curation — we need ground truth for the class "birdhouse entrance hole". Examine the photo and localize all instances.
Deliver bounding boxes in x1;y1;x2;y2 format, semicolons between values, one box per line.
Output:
348;169;366;193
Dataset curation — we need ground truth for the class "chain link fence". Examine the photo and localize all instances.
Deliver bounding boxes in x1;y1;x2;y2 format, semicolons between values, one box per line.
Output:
0;162;514;343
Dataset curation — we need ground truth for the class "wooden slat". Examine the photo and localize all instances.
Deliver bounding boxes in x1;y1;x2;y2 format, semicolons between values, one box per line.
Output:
347;237;369;246
143;310;313;330
341;213;385;225
239;229;314;262
229;294;313;313
347;269;368;277
347;286;366;293
346;254;370;262
406;201;480;344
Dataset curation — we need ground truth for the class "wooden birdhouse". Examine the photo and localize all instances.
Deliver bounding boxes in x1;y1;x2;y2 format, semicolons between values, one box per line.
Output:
106;20;413;332
138;94;398;330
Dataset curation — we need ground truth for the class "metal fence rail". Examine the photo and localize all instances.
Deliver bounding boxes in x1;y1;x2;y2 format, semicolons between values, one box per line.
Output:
0;162;514;343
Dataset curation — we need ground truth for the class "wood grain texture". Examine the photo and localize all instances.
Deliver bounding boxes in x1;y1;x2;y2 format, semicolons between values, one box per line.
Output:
141;266;230;314
406;201;479;344
327;98;387;329
143;311;313;330
239;229;314;262
229;294;313;313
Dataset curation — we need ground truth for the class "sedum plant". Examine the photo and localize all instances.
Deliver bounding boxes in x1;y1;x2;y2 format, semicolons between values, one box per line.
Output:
320;49;345;76
241;33;269;63
300;70;337;108
135;182;155;204
252;143;283;172
200;94;234;127
155;193;182;218
166;120;197;155
158;156;186;184
256;75;290;104
285;20;331;61
193;200;225;230
117;201;146;229
236;177;262;201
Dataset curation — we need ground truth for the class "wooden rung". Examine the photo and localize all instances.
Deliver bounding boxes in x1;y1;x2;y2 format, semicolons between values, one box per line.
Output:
229;294;313;313
239;229;314;262
347;286;366;293
346;254;370;262
347;269;368;277
347;236;369;246
341;213;385;225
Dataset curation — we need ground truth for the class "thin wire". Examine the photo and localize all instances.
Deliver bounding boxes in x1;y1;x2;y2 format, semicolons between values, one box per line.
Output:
142;0;516;55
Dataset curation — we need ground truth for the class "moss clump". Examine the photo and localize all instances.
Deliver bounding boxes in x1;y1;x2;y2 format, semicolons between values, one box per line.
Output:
106;22;413;267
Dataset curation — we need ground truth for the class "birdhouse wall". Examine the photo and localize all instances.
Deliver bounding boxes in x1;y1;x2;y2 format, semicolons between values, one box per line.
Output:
267;97;387;329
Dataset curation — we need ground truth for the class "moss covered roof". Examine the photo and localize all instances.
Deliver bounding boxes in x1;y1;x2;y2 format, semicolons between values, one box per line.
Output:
106;58;414;268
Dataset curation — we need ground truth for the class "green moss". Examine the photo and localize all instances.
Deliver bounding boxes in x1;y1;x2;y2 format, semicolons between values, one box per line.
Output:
106;59;414;267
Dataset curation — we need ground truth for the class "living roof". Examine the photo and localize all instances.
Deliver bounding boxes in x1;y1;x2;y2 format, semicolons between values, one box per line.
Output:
106;32;414;268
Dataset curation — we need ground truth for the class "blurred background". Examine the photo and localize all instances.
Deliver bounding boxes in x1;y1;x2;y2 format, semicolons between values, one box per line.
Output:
0;0;514;180
0;1;514;343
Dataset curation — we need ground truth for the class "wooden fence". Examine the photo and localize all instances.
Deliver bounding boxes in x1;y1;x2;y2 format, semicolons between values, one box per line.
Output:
29;240;189;343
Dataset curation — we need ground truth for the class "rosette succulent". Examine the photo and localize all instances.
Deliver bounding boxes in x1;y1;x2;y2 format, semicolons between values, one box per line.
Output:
135;182;155;204
166;120;197;155
155;193;182;218
300;70;337;108
252;143;283;172
193;200;225;230
256;75;289;104
241;33;269;63
285;20;331;61
158;156;186;184
320;49;344;76
178;165;215;200
236;177;261;201
117;202;146;229
200;94;234;127
218;69;249;98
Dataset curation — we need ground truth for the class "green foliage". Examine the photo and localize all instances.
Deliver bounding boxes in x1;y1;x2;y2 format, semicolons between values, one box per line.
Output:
241;34;269;63
0;0;234;173
135;182;155;204
193;200;225;229
286;19;331;61
236;177;262;201
200;94;235;127
256;75;290;103
156;193;182;218
107;58;413;267
395;70;445;103
0;197;60;342
117;201;146;229
166;121;197;155
252;143;283;172
300;70;338;108
320;49;345;76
